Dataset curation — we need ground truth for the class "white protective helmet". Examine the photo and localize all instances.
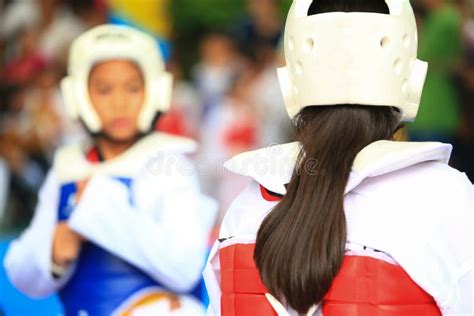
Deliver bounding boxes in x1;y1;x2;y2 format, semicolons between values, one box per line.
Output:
277;0;428;122
61;24;173;133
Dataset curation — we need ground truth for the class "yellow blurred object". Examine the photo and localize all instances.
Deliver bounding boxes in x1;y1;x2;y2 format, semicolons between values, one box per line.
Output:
109;0;172;37
120;291;181;316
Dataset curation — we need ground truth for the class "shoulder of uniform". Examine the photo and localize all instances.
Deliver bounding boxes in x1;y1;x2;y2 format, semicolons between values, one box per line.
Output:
406;160;471;199
219;180;283;239
52;142;91;183
142;132;197;155
352;140;452;177
53;143;85;162
223;142;300;195
346;140;453;193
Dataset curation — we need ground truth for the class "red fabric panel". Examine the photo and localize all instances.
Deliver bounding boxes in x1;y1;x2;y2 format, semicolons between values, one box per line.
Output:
86;147;101;163
219;243;441;316
220;243;276;316
259;185;283;202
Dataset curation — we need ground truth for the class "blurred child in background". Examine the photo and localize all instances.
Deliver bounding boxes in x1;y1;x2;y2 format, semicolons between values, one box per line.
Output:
4;25;216;315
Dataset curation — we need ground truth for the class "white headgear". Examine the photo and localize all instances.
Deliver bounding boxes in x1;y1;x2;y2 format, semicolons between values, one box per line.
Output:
61;24;173;133
278;0;428;122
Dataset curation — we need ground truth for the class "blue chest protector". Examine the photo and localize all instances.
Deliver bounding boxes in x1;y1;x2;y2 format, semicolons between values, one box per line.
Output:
57;177;206;315
58;177;155;315
59;242;159;315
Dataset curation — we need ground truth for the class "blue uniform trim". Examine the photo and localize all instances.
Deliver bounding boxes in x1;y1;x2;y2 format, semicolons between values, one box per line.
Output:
59;243;159;315
57;177;134;221
57;183;78;222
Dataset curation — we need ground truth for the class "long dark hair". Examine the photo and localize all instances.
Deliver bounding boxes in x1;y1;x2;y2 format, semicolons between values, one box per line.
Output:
254;1;394;313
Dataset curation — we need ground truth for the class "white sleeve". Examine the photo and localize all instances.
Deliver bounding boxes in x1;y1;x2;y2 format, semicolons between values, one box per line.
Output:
68;156;217;293
444;269;472;316
449;183;473;315
3;171;74;298
439;179;473;315
203;241;221;316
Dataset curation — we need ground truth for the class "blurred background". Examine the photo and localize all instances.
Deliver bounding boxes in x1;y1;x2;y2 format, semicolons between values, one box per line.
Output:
0;0;472;314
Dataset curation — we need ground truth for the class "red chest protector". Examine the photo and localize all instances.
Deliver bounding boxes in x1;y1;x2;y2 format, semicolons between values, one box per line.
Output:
220;244;441;316
219;186;442;316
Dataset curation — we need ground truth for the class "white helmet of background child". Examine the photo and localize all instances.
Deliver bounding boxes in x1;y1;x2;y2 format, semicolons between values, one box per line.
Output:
277;0;428;122
61;24;173;133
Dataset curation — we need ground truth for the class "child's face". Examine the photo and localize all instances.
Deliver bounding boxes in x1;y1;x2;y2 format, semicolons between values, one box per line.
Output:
88;60;145;142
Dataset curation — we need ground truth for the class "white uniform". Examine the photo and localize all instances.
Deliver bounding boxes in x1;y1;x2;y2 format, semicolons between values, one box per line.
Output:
204;141;473;316
4;133;217;315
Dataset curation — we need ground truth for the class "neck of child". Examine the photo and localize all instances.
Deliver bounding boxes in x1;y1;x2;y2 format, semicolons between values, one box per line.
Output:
97;137;137;161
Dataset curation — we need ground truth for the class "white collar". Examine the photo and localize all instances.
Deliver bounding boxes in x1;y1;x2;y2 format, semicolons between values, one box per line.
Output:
224;140;452;195
100;132;197;164
54;132;197;182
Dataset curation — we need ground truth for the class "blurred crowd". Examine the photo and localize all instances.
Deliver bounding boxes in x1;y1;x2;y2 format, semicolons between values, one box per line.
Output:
0;0;473;230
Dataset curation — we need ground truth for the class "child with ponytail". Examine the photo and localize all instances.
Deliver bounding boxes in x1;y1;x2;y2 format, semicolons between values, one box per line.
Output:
204;0;473;315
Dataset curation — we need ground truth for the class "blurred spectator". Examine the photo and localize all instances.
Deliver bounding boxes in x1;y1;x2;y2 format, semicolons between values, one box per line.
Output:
37;0;106;64
199;63;259;221
409;0;462;144
1;0;105;68
3;28;47;86
192;32;240;118
210;68;259;159
234;0;283;55
0;0;98;228
247;44;293;146
156;59;202;139
0;0;41;41
0;85;43;227
453;0;474;181
193;22;291;221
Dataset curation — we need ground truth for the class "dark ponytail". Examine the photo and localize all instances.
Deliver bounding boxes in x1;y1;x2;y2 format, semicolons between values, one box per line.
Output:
255;105;400;313
255;1;393;312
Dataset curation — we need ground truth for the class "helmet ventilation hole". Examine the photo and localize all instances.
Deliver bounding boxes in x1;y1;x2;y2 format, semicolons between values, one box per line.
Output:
296;61;303;75
304;37;315;52
380;36;390;49
393;58;402;74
